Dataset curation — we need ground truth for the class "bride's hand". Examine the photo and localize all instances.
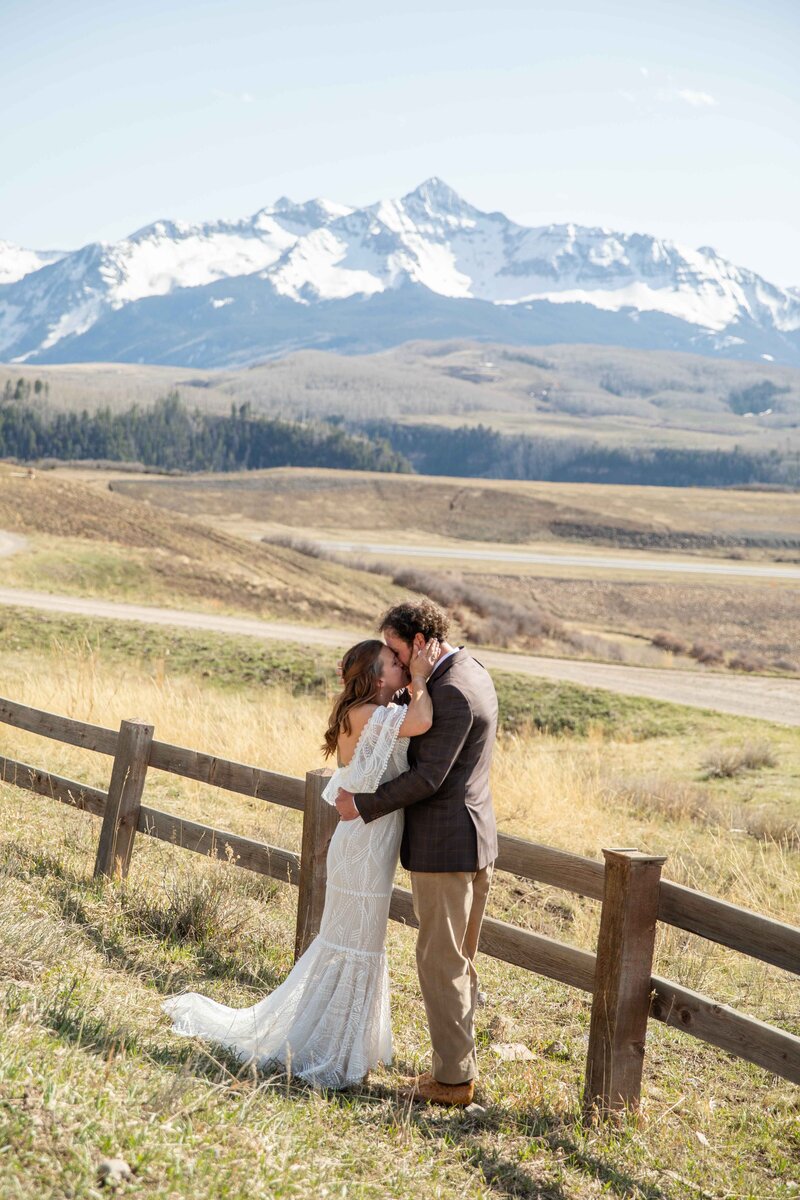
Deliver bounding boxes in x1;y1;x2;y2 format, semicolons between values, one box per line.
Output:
409;637;439;682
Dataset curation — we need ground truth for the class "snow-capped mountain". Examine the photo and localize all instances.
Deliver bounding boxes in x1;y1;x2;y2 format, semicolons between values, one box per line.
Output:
0;240;66;286
2;178;799;368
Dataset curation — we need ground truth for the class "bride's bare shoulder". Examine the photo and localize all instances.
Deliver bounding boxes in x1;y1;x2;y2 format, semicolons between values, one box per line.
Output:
346;703;379;734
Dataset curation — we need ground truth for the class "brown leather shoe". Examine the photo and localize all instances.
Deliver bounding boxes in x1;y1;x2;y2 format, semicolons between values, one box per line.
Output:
399;1071;475;1107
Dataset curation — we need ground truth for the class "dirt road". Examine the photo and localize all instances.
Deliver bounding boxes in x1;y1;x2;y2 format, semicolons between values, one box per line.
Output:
0;583;797;726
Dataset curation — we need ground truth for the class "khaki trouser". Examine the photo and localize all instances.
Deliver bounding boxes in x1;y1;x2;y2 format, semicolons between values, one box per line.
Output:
411;864;493;1085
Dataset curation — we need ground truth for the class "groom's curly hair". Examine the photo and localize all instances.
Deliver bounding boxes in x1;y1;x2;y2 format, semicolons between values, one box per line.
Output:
379;598;450;647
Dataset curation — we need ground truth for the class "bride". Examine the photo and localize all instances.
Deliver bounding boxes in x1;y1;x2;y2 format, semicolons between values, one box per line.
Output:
162;635;439;1087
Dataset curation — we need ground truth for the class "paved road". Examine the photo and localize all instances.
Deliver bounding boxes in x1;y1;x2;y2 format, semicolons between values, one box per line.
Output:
320;540;800;580
0;584;797;726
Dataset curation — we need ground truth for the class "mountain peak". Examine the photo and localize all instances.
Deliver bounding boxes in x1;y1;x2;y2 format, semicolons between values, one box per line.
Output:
258;196;352;226
404;177;474;214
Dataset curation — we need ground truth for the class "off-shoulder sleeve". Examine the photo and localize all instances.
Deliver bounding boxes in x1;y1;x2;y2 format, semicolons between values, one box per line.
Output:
321;703;407;805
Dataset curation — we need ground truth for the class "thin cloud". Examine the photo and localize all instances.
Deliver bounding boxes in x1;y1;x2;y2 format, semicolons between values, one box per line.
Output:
677;88;717;107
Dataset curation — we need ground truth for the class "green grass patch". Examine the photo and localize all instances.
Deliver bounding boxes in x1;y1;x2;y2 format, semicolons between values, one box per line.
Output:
0;606;331;694
1;539;152;600
493;671;691;739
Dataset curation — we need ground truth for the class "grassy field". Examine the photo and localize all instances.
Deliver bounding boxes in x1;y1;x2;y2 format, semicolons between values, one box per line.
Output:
477;574;800;671
0;620;798;1199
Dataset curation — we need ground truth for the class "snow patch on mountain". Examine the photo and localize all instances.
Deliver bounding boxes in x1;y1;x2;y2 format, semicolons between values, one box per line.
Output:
0;240;65;285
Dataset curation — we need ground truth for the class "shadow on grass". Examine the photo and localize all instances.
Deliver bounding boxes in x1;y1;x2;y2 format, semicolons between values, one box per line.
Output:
41;990;260;1086
39;982;677;1200
325;1078;677;1200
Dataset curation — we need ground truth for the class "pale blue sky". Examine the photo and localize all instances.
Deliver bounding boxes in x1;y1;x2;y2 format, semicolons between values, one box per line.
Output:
3;0;799;283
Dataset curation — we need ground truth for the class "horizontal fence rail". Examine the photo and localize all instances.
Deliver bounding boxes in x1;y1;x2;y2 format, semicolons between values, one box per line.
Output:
657;881;800;976
0;755;108;817
651;975;800;1082
1;693;798;1105
138;806;300;885
0;696;119;756
148;740;305;811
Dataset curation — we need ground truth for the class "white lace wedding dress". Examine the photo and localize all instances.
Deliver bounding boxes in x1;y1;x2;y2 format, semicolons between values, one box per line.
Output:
162;703;408;1088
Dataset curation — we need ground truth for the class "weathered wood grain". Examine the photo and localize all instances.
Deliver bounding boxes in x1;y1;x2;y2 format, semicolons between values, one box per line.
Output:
651;975;800;1085
584;849;666;1115
658;881;800;975
93;719;153;880
0;755;107;817
0;695;117;755
148;739;305;810
496;832;605;899
294;768;337;959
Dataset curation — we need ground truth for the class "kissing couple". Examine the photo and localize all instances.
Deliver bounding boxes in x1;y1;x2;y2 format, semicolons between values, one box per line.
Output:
164;598;499;1107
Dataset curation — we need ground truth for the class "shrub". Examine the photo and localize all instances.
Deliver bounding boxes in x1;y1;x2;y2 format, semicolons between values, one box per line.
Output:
701;740;777;779
607;772;797;847
651;631;690;655
123;873;251;945
689;641;725;666
728;653;768;673
385;567;563;647
605;774;715;823
262;534;324;558
743;808;799;849
566;631;627;661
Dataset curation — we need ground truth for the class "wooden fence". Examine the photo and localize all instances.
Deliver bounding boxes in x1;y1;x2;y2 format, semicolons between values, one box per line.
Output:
1;695;798;1116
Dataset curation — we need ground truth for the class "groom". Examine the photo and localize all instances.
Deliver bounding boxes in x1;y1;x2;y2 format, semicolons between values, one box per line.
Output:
335;598;498;1106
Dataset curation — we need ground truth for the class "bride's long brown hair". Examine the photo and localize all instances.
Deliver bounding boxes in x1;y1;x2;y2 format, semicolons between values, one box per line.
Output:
322;639;385;759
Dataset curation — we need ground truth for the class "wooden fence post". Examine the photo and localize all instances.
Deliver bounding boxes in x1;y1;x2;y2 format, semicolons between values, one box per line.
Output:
294;767;335;961
93;719;154;881
583;847;667;1119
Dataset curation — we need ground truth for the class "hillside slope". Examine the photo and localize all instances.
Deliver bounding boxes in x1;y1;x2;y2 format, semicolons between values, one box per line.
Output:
2;340;798;454
0;466;400;627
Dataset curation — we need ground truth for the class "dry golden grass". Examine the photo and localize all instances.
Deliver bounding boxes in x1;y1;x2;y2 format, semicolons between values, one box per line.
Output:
3;643;797;990
108;465;800;552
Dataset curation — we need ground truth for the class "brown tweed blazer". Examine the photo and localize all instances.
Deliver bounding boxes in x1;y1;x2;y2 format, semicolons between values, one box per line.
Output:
354;649;498;872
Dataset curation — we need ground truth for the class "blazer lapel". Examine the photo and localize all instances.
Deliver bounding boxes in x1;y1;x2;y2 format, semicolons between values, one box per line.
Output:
428;647;467;685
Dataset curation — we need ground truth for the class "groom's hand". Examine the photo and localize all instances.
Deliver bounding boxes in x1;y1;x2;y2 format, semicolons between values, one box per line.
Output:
335;790;360;821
